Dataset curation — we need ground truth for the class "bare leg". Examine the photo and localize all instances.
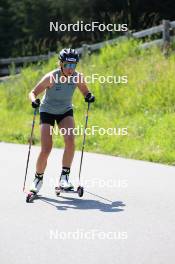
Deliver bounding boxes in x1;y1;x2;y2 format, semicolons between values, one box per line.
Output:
36;124;53;173
58;116;75;168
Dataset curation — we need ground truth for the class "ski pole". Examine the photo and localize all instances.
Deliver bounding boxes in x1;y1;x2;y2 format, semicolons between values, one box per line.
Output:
23;108;37;191
78;102;90;182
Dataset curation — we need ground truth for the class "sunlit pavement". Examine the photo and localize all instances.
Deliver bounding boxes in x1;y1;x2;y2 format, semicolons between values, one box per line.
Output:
0;142;175;264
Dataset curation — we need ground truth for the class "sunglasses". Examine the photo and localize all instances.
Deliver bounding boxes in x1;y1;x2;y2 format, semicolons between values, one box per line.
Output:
63;63;77;69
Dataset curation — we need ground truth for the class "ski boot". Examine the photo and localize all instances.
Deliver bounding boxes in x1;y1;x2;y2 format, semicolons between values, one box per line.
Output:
55;168;74;196
26;173;43;202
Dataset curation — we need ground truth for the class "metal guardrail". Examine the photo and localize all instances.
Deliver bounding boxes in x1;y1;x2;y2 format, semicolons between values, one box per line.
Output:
0;19;174;76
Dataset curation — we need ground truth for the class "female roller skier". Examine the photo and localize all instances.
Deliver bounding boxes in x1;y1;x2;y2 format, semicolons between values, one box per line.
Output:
28;48;95;194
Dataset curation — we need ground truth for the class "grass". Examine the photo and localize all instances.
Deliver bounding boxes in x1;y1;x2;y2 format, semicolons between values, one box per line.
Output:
0;39;175;165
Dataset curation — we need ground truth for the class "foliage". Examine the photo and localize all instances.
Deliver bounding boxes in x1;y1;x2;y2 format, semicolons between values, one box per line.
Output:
0;39;175;164
1;0;175;57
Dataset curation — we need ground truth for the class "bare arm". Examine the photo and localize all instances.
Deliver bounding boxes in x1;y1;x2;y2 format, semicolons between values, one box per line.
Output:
76;73;90;97
28;74;52;102
76;73;95;103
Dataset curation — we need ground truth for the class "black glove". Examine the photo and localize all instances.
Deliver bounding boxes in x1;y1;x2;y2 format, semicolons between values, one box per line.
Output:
32;98;40;108
85;92;95;103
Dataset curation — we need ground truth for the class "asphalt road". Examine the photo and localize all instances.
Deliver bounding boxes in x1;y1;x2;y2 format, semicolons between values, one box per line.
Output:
0;142;175;264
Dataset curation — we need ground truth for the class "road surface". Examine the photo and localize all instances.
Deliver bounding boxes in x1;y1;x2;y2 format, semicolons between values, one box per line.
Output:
0;142;175;264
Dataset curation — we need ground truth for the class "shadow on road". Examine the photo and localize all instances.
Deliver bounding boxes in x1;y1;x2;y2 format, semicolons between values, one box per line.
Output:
39;193;126;213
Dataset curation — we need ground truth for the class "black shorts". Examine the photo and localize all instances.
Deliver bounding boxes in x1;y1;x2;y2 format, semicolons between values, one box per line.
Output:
40;109;73;126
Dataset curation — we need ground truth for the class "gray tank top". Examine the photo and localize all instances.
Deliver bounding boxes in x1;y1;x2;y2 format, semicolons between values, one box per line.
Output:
39;69;78;114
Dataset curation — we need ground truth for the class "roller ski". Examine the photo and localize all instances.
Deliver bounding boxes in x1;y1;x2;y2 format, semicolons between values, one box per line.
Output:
55;185;84;197
26;173;43;203
26;191;38;203
55;168;84;197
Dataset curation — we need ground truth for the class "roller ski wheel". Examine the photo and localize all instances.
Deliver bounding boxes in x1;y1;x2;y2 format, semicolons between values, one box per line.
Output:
55;186;74;195
26;191;37;203
55;186;61;196
77;186;84;197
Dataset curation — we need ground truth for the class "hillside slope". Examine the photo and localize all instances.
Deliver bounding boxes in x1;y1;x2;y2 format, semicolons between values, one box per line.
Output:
0;40;175;164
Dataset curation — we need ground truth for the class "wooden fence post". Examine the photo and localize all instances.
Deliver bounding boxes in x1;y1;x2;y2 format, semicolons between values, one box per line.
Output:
162;19;170;56
81;44;90;57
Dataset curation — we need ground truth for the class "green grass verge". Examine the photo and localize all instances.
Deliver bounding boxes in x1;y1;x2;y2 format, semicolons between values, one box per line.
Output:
0;39;175;165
